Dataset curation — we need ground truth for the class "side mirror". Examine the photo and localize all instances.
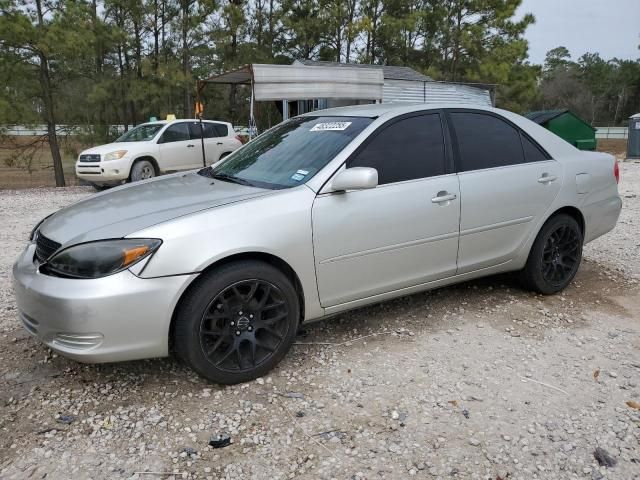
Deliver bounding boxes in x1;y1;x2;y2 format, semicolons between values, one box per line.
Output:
331;167;378;192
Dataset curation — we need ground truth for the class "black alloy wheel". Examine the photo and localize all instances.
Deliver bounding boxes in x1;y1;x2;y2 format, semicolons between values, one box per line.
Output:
521;213;583;295
540;224;581;287
199;279;289;372
173;260;299;384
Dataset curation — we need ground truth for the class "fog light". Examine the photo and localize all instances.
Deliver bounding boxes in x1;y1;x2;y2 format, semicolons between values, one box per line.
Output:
53;332;104;350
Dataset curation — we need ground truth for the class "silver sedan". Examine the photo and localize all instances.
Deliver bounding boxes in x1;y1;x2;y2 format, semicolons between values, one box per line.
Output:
13;104;622;384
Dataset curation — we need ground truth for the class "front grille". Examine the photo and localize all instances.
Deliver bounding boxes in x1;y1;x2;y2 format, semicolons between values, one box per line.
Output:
79;154;101;162
35;233;61;263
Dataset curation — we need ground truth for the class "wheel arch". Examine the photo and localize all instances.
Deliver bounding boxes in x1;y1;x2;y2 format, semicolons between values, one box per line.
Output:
168;251;306;350
516;205;586;271
546;205;585;236
131;155;160;176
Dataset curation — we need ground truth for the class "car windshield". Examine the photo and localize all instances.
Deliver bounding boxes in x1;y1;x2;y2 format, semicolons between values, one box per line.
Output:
205;116;373;189
115;123;164;142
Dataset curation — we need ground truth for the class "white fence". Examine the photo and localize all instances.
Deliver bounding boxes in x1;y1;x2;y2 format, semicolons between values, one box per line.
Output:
3;124;631;140
3;124;251;137
2;125;129;136
595;127;628;139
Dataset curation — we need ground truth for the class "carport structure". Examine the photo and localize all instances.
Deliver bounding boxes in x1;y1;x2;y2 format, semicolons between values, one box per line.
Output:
197;63;384;137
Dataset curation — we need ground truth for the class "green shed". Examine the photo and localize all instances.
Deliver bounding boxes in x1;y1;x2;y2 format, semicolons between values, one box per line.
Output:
525;109;597;150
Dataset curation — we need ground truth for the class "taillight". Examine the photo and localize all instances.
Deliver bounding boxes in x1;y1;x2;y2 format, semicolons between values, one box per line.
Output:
235;135;243;143
614;160;620;184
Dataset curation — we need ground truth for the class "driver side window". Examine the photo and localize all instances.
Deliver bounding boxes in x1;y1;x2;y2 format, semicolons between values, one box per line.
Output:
347;113;446;185
160;123;190;143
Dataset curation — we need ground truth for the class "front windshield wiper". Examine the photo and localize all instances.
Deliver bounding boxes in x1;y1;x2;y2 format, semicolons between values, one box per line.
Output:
211;172;256;187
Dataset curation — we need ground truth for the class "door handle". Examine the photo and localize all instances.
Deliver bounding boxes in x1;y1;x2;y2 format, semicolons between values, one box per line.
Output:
431;192;457;204
187;144;195;148
216;141;223;145
538;173;557;184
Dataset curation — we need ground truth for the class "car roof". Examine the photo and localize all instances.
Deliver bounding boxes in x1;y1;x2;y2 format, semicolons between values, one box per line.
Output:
299;103;497;118
140;119;229;126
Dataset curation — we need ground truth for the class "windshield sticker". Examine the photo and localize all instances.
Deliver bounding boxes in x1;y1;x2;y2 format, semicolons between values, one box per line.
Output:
291;173;305;181
296;169;309;175
310;122;352;132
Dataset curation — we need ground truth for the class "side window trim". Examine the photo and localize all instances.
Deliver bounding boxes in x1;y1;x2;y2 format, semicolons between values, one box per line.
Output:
519;130;552;161
345;110;450;180
445;108;553;174
317;110;447;194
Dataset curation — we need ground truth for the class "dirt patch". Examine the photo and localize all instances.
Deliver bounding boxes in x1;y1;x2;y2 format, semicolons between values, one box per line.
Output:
598;139;628;158
0;136;88;189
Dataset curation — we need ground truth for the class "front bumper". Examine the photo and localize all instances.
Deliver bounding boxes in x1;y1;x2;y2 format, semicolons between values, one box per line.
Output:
75;157;131;182
12;244;196;363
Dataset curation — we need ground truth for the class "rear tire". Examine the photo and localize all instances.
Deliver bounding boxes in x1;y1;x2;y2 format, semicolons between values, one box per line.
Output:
520;214;583;294
130;160;156;182
173;260;300;384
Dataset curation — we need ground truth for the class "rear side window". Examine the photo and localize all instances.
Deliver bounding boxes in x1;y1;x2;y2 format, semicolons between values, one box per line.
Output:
187;122;228;139
212;123;228;137
521;134;550;162
450;112;525;172
348;113;446;185
161;123;190;143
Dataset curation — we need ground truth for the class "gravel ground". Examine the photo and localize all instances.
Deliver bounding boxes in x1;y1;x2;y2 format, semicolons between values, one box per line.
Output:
0;163;639;480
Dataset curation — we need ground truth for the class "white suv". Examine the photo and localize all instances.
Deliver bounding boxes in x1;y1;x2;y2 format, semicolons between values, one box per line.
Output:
75;119;243;187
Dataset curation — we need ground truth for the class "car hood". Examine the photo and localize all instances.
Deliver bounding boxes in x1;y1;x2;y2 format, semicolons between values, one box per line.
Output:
80;142;152;155
39;172;273;246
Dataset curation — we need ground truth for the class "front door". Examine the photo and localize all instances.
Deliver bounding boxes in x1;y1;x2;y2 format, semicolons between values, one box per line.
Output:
312;112;460;307
447;110;563;273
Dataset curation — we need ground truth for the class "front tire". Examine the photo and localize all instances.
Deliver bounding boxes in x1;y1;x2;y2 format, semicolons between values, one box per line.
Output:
173;261;300;384
130;160;156;182
521;214;583;294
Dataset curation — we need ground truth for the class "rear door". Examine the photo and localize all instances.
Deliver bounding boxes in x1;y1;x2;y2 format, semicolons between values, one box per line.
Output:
211;123;234;157
199;122;227;165
312;112;461;307
158;122;201;170
447;109;562;273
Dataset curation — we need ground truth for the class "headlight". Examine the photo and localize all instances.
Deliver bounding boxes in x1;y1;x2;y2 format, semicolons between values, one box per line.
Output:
103;150;128;161
44;239;161;278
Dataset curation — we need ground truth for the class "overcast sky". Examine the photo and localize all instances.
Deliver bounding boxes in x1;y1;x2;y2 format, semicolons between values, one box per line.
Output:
517;0;640;65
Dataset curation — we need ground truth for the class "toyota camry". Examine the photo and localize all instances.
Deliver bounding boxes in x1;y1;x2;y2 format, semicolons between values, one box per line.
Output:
13;104;622;384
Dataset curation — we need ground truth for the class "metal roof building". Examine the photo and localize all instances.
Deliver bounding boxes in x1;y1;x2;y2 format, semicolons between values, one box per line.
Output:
199;61;495;135
293;60;494;107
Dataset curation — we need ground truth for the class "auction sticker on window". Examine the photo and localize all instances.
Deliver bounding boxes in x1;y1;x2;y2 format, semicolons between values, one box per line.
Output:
310;122;352;132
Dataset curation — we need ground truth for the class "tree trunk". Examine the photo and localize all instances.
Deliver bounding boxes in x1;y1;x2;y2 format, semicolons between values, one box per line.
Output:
35;0;64;187
153;0;160;72
228;1;241;122
181;0;191;118
268;0;275;55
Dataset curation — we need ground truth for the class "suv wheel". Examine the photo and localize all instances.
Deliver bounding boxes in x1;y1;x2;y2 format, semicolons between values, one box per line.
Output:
521;214;583;294
173;260;300;384
130;160;155;182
